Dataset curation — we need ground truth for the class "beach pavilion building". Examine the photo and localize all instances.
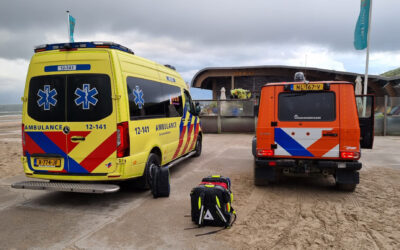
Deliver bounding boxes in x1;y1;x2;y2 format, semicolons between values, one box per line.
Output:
191;65;400;134
191;65;400;100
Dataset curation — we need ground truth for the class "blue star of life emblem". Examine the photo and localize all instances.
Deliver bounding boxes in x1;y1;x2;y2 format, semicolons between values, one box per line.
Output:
74;84;98;110
37;85;57;110
133;85;144;109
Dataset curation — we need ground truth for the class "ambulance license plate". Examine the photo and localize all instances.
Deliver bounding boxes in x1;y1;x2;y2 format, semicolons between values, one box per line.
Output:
35;158;61;167
292;83;324;91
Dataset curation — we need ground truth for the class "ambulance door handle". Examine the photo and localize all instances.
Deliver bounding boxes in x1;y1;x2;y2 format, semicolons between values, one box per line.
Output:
71;136;86;142
322;132;337;137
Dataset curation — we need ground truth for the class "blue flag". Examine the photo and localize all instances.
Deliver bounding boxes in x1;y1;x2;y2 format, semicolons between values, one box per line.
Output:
354;0;371;50
69;15;76;43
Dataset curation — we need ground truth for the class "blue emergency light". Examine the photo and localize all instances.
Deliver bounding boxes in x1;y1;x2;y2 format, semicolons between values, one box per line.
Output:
34;41;134;55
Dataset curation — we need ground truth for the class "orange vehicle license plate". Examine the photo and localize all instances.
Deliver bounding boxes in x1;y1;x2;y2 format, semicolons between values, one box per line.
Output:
293;83;324;91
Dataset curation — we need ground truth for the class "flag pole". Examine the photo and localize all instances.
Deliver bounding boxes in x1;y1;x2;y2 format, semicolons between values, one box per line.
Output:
66;10;70;43
363;0;372;96
362;0;372;117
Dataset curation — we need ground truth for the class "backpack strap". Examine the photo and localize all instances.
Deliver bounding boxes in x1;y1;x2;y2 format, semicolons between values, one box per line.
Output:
215;204;228;226
195;211;237;237
198;192;205;226
228;209;237;228
215;195;235;228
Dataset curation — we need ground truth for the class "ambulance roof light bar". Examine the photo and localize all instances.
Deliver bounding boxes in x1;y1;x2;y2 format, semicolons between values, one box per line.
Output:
34;41;134;55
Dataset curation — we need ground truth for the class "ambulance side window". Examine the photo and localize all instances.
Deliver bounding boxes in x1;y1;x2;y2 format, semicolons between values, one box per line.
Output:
127;77;183;120
164;86;183;117
184;90;195;114
28;75;66;122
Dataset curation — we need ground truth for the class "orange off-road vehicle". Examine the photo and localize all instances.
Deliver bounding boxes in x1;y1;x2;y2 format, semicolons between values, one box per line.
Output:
252;74;374;191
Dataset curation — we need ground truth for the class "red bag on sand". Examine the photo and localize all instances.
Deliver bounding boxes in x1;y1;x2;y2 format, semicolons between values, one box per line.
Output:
200;181;228;190
200;175;231;191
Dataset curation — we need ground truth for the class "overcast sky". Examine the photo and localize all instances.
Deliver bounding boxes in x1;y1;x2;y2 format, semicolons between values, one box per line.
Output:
0;0;399;104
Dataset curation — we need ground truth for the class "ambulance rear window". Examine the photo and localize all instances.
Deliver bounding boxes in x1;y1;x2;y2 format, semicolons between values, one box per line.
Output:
28;75;66;122
27;74;112;122
278;92;335;121
66;74;112;122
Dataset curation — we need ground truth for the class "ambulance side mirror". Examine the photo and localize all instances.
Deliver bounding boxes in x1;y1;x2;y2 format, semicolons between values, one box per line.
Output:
195;102;201;116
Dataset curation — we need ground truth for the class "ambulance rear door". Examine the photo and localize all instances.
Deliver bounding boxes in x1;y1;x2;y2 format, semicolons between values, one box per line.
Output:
25;74;69;174
63;51;117;174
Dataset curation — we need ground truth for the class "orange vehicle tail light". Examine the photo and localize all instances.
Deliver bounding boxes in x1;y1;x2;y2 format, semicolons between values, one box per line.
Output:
340;151;360;159
257;149;274;157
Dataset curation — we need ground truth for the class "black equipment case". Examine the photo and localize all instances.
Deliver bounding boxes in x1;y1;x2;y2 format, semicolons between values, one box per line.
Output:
190;176;235;227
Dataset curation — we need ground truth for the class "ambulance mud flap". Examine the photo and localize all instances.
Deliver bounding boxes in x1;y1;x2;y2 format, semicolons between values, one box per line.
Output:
11;181;120;193
335;169;359;184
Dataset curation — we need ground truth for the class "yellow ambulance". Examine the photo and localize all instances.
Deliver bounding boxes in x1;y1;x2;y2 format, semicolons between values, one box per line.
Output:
13;41;202;193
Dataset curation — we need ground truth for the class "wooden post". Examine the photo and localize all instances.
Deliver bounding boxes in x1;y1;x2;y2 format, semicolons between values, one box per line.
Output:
383;95;388;136
217;100;221;134
212;79;217;100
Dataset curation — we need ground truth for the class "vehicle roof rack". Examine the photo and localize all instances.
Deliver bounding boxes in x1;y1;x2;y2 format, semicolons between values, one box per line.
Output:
34;41;134;55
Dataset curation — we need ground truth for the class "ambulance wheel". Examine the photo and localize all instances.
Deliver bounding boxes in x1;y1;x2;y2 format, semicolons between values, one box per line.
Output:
134;153;160;190
337;183;357;192
193;136;202;157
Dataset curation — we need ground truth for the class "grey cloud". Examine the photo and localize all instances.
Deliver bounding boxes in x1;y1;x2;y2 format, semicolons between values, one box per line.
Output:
0;0;398;105
0;0;399;61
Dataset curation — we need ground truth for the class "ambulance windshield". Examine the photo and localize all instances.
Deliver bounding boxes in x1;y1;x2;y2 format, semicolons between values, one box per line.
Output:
27;74;112;122
278;92;335;121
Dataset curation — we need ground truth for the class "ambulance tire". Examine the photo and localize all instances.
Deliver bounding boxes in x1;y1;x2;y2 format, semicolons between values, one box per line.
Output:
133;153;160;190
193;136;202;157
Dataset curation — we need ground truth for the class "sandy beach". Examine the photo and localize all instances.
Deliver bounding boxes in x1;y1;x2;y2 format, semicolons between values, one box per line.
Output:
0;116;22;178
0;119;399;249
219;166;400;249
